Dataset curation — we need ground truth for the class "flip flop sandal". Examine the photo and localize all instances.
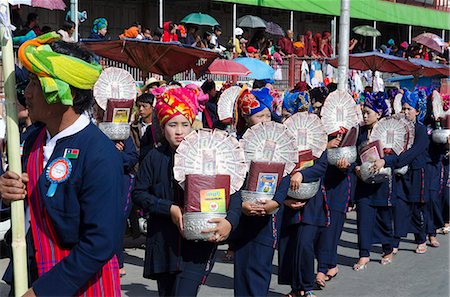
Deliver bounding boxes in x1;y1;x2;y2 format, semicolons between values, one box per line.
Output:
415;244;427;254
303;291;317;297
381;256;393;265
353;262;368;271
315;278;327;288
429;239;440;247
325;272;338;281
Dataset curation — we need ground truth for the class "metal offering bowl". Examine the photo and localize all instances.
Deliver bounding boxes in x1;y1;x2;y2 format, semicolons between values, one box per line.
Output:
98;122;130;140
241;191;278;214
287;181;320;200
183;212;227;241
360;162;392;184
327;146;357;165
432;129;450;144
394;165;408;176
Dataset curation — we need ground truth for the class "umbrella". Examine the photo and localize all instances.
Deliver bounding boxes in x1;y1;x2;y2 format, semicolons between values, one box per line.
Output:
352;25;381;37
207;59;250;76
409;58;450;77
234;57;274;80
9;0;66;10
181;12;219;26
328;51;421;76
82;39;219;77
265;22;284;36
413;32;446;53
237;15;267;29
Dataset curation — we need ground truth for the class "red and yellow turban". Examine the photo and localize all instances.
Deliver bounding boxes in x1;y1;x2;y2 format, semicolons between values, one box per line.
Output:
155;85;207;125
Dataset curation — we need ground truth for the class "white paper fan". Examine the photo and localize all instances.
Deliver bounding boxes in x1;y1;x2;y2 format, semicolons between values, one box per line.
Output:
393;93;403;114
173;129;247;194
369;116;408;155
284;112;327;158
432;90;445;119
320;90;359;135
217;86;242;121
240;121;298;176
391;113;415;150
93;67;137;110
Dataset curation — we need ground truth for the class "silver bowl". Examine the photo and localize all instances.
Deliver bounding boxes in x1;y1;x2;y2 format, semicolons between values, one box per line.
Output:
432;129;450;144
241;190;278;214
287;181;320;200
327;146;357;165
360;162;392;184
98;122;130;140
183;212;227;241
394;165;408;175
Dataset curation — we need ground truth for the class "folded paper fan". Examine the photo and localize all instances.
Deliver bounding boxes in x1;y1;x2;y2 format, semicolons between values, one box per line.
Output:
93;67;137;110
217;86;242;121
240;121;298;176
391;113;415;150
369;116;408;155
432;90;445;120
320;90;359;135
284;112;327;158
393;93;403;114
173;129;247;194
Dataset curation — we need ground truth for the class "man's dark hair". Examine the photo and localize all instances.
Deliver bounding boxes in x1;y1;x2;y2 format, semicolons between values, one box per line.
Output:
201;79;215;94
49;41;97;114
252;79;266;89
41;26;52;34
136;93;155;105
213;25;222;32
26;13;38;26
61;21;75;32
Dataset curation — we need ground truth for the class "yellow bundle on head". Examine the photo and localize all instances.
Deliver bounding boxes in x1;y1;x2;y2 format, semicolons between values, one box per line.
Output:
18;31;102;106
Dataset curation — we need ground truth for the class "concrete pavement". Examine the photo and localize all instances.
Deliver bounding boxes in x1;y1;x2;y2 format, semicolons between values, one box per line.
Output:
1;211;449;296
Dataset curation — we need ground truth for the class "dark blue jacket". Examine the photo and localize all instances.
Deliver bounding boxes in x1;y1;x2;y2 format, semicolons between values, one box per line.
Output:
283;151;329;227
395;122;430;203
231;175;290;248
324;160;357;213
132;145;242;279
355;125;398;206
3;123;123;296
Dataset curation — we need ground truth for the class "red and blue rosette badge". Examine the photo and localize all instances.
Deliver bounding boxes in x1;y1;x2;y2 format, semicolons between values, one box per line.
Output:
45;157;72;198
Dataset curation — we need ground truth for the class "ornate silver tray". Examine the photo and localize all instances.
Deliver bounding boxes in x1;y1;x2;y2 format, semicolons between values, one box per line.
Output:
183;212;227;241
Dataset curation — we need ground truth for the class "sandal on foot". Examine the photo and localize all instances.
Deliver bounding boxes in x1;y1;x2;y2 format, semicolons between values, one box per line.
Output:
353;262;368;271
429;238;440;248
381;254;394;265
415;243;427;254
325;268;338;281
303;291;316;297
392;247;399;255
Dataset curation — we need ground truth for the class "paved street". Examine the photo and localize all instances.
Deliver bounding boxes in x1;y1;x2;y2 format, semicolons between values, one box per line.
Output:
1;211;449;297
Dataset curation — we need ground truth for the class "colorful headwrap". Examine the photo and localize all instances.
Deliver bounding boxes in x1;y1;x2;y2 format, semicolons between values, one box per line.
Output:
363;92;390;117
18;32;102;106
92;18;108;34
238;86;274;117
401;89;427;123
282;90;312;115
155;86;206;125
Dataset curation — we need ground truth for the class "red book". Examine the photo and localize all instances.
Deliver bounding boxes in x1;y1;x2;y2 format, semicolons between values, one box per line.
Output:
184;174;230;213
340;126;358;147
293;149;315;172
105;99;135;123
247;161;285;194
359;141;384;163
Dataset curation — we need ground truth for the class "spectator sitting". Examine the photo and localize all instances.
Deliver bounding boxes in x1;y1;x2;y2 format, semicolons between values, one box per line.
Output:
312;32;322;57
194;33;207;48
396;41;408;58
387;38;395;54
293;34;305;57
321;31;333;57
246;46;260;59
203;31;214;49
184;25;198;46
210;25;222;49
57;21;76;43
143;28;152;40
277;30;294;56
162;21;178;42
17;13;41;36
229;27;244;56
380;44;388;54
249;31;266;51
153;27;163;41
89;18;108;39
120;22;143;40
304;31;313;57
177;24;187;43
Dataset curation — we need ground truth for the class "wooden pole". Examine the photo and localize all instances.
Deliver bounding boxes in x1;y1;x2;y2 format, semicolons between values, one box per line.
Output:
0;1;28;295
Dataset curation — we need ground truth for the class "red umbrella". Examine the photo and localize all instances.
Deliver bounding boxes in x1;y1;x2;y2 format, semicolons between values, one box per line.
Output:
328;52;421;75
413;32;446;53
206;59;251;76
82;39;219;77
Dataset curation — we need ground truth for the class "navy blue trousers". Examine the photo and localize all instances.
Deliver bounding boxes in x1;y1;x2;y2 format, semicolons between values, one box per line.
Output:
316;210;346;273
425;190;446;237
234;240;274;297
356;199;394;257
393;199;426;247
278;223;323;292
155;271;202;297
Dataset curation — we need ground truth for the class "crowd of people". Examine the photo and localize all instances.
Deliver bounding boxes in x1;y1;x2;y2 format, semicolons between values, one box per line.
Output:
0;8;448;297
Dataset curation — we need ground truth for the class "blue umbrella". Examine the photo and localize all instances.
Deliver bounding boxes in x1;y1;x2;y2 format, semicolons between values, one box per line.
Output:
234;57;275;80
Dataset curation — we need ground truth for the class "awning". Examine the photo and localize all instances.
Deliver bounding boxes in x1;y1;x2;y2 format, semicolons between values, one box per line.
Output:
216;0;450;30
